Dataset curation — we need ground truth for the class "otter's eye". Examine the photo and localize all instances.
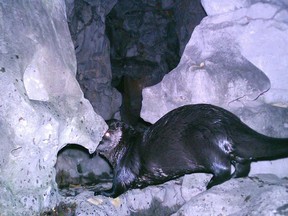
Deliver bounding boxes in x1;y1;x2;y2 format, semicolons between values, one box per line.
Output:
104;131;111;139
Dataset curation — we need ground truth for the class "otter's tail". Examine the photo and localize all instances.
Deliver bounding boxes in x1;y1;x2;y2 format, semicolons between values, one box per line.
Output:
251;135;288;160
233;125;288;161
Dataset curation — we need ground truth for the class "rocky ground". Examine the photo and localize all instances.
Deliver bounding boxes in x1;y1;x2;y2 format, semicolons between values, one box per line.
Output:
51;173;288;215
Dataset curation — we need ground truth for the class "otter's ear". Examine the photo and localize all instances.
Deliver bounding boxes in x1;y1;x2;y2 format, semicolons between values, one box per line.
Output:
106;119;122;130
115;121;123;129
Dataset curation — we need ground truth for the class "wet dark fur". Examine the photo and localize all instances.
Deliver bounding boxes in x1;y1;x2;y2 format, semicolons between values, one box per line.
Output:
94;104;288;198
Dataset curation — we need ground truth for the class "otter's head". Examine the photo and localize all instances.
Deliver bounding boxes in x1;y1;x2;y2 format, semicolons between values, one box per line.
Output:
97;120;124;156
97;120;138;167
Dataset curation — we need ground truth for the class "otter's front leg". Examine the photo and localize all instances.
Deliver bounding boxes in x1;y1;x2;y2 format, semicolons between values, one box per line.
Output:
94;168;134;198
94;167;135;198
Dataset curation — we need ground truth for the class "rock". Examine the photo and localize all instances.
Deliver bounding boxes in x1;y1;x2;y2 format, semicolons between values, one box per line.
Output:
0;1;107;215
58;174;288;215
201;0;251;15
198;1;288;105
66;0;122;120
174;0;207;55
59;173;210;215
173;174;288;216
141;0;288;134
201;0;288;16
141;53;271;124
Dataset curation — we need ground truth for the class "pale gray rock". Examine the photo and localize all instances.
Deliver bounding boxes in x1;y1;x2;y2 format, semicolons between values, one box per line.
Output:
201;0;251;15
142;0;288;123
202;0;288;16
0;1;107;215
198;1;288;105
141;53;271;124
173;174;288;216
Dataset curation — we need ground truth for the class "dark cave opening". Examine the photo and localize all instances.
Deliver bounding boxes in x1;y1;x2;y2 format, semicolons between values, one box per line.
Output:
55;144;112;196
105;1;183;126
105;1;206;126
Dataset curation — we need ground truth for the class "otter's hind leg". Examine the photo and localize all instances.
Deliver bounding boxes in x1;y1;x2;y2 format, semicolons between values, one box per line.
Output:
231;161;251;178
206;160;232;189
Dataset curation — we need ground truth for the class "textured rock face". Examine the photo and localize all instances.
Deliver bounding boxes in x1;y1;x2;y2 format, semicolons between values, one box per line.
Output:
142;0;288;132
65;0;122;120
0;1;107;215
201;0;251;16
174;0;207;55
172;174;288;216
141;1;288;176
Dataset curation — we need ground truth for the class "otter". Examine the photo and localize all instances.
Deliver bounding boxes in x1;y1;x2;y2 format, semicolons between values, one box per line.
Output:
94;104;288;198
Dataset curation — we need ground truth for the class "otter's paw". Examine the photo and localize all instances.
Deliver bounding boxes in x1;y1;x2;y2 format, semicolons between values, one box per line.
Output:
94;189;117;198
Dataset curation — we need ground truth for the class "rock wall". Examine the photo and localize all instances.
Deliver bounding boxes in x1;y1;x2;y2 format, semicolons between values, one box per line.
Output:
65;0;122;120
173;0;207;55
172;174;288;216
141;0;288;176
0;1;107;215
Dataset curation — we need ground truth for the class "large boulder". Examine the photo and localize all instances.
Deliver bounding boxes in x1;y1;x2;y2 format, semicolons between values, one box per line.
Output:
173;174;288;215
0;1;106;215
